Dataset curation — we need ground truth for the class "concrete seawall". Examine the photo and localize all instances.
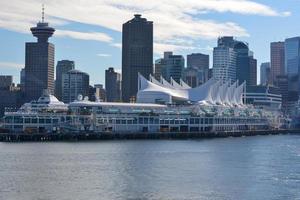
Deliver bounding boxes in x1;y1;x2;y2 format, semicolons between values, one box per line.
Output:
0;129;299;142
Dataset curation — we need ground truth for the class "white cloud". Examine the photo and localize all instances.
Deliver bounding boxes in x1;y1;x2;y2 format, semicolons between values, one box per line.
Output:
0;62;23;69
110;43;122;49
0;0;290;53
56;30;113;43
97;53;111;57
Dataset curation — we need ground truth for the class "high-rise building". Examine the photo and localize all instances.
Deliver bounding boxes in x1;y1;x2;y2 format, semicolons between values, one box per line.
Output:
0;75;21;117
0;75;13;90
274;75;289;112
260;62;271;86
213;37;237;83
122;14;153;102
20;68;25;91
285;37;300;76
183;67;206;88
25;11;55;101
105;67;121;102
186;53;209;84
235;42;257;86
213;36;257;85
159;52;185;83
154;59;164;81
270;42;285;84
55;60;75;100
62;69;89;103
94;84;106;102
187;53;209;70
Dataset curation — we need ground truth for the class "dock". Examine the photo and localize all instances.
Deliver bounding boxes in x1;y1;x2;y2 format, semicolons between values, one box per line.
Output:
0;129;299;142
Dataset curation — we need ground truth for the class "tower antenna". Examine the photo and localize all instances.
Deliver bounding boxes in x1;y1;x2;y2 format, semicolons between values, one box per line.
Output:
42;4;45;22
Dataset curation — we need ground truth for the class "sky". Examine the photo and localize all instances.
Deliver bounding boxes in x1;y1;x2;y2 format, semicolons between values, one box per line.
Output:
0;0;299;86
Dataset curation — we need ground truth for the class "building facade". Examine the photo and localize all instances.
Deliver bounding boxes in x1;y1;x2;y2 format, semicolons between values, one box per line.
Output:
285;37;300;76
235;42;257;86
246;85;282;110
274;75;289;113
213;46;237;84
122;14;153;102
55;60;75;100
260;62;271;86
0;75;13;90
62;69;89;103
183;67;206;88
94;84;106;102
154;59;164;81
159;52;185;83
25;18;55;102
186;53;209;85
187;53;209;70
20;68;25;91
105;67;121;102
270;42;285;84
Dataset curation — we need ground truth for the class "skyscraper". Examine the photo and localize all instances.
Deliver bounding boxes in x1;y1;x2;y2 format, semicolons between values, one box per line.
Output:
285;37;300;76
235;42;257;86
25;8;55;101
183;67;206;87
55;60;75;100
187;53;209;70
62;69;89;103
260;62;271;86
213;37;237;84
213;36;257;85
20;68;25;91
154;59;164;81
274;75;289;112
270;42;285;84
159;52;185;83
0;75;13;90
186;53;209;85
105;67;121;102
122;14;153;102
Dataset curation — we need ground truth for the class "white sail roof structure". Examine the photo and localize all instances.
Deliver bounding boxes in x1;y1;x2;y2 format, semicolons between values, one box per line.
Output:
180;79;191;89
210;80;222;104
188;78;215;103
227;81;238;106
149;74;164;87
137;74;246;106
233;82;245;106
160;76;176;89
171;77;185;89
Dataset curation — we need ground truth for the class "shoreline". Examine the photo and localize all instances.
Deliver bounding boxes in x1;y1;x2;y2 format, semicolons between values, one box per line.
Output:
0;129;299;142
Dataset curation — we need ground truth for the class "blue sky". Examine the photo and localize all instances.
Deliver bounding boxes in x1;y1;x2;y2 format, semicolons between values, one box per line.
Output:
0;0;299;86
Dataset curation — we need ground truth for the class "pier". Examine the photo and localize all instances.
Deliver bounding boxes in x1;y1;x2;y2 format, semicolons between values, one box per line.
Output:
0;129;298;142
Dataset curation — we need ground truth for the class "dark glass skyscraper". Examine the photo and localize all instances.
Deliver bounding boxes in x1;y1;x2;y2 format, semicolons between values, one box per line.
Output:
159;52;185;83
25;13;55;101
105;67;121;102
55;60;75;100
122;14;153;102
187;53;209;71
235;42;257;86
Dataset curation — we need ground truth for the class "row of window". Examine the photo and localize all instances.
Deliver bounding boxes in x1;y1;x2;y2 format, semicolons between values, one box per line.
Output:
97;117;266;125
5;116;59;124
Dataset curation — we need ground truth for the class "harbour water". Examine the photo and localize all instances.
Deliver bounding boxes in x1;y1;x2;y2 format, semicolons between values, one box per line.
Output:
0;135;299;200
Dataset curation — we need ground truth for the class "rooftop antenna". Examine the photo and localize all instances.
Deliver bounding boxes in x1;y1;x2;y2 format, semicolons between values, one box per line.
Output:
42;4;45;22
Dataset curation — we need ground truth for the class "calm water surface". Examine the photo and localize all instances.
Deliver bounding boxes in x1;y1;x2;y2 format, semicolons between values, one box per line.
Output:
0;135;300;200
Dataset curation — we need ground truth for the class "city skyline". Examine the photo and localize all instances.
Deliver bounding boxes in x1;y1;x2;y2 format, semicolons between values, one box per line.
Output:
0;0;299;85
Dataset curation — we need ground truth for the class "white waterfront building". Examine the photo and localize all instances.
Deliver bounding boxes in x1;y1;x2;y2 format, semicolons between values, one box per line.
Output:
3;76;286;134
